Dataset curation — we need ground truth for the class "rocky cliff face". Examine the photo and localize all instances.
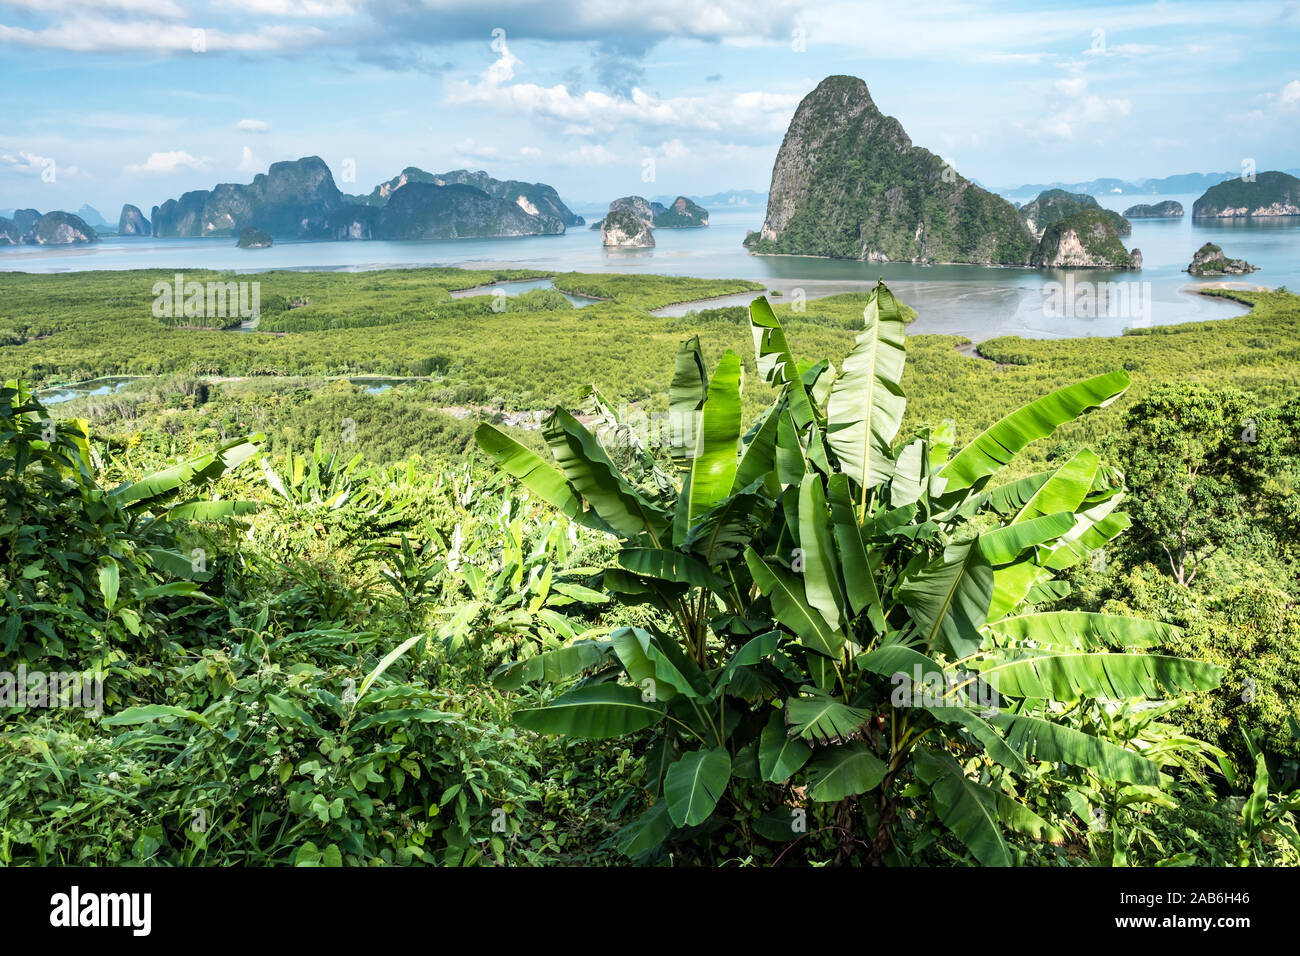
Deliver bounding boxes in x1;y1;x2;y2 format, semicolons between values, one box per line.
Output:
151;156;346;237
608;196;654;227
1193;171;1300;218
746;75;1034;265
432;170;582;227
375;182;564;239
1028;208;1140;269
30;211;100;244
0;210;99;245
1020;189;1130;238
363;167;581;226
1123;200;1183;218
11;209;40;234
601;207;654;247
300;205;382;241
1187;242;1258;275
118;204;151;236
652;196;709;227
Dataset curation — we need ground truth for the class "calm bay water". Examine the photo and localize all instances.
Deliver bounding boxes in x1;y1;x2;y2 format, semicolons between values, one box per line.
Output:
4;196;1297;342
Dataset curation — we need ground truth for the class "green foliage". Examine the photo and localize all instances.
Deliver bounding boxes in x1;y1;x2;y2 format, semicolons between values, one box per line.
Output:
1020;189;1131;237
6;267;1300;868
0;380;260;673
1106;383;1287;585
1144;579;1300;771
477;281;1230;866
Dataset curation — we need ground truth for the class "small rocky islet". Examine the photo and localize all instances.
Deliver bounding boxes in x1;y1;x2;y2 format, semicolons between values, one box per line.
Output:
594;194;711;247
599;198;655;248
236;226;273;249
1186;242;1259;276
1124;200;1184;218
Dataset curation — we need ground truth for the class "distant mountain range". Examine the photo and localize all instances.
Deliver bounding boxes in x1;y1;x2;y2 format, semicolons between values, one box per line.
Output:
3;162;744;245
655;189;767;208
144;158;583;241
996;169;1300;201
7;145;1289;251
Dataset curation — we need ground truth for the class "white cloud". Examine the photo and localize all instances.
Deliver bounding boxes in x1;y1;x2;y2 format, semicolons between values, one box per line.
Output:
236;118;270;133
654;139;690;160
561;144;617;166
0;18;324;53
1;150;56;172
1025;60;1133;141
216;0;357;16
445;47;800;136
1080;94;1132;122
1030;87;1133;141
123;149;206;174
1278;79;1300;109
455;138;500;162
0;149;85;179
485;41;519;85
1036;117;1074;140
2;0;184;15
1054;77;1087;96
237;145;264;172
518;146;541;158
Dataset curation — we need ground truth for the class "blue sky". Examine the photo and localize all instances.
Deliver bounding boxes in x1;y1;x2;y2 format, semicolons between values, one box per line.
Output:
2;0;1298;217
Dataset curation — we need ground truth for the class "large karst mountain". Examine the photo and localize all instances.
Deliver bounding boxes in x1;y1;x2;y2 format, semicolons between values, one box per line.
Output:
746;75;1035;265
360;167;584;227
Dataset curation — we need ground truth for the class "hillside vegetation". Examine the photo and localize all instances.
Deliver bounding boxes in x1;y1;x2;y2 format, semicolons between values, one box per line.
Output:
3;271;1299;866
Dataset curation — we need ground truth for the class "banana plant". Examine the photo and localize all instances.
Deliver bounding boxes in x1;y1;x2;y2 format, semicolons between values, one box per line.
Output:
259;437;366;512
1051;699;1227;866
257;439;422;549
740;281;1224;864
472;283;1226;864
1226;729;1300;866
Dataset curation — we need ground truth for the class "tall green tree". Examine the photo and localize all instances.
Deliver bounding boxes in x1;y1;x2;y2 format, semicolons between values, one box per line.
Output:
1108;383;1265;586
